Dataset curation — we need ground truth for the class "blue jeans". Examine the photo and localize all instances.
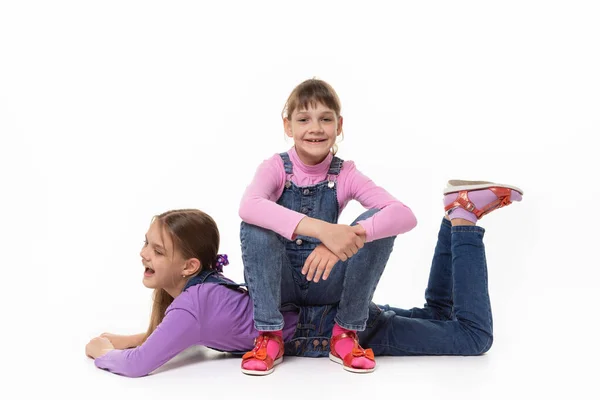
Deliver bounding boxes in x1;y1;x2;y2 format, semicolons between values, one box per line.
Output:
241;209;396;331
286;218;494;356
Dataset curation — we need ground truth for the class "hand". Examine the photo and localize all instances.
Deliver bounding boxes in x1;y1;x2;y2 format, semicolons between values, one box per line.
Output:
318;223;365;261
302;244;340;282
85;336;115;359
100;332;134;350
351;223;367;241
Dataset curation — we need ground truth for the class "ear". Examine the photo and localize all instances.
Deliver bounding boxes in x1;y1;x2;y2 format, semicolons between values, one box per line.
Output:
337;115;344;136
283;117;293;138
182;258;201;277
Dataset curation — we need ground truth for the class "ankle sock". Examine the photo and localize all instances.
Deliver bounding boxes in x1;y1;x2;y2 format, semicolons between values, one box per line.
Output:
332;324;375;369
242;330;282;371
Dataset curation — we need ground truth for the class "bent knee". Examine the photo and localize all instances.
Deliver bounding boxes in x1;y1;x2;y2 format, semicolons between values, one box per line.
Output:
468;333;493;356
240;222;280;245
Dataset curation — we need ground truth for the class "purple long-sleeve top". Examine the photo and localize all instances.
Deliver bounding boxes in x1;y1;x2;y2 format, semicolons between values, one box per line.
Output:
94;283;299;377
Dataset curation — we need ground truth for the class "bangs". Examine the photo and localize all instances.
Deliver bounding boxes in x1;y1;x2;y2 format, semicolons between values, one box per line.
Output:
284;79;341;118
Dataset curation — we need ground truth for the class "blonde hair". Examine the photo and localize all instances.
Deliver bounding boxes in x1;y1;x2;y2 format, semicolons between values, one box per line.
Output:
142;209;221;342
282;78;344;155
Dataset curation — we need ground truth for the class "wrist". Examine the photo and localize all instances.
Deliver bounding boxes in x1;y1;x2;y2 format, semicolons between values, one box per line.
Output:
295;217;329;240
99;348;114;357
309;218;329;240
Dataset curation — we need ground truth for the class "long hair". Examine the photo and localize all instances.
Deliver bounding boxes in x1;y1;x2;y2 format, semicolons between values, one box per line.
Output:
142;209;220;342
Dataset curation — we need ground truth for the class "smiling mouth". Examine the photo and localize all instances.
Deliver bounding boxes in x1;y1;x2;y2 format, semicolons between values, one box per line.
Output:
305;139;326;143
144;267;155;276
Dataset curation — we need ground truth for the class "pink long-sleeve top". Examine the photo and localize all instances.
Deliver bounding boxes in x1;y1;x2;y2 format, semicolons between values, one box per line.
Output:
239;147;417;242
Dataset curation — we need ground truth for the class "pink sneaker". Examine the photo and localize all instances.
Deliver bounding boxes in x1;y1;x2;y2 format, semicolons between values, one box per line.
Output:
443;180;523;220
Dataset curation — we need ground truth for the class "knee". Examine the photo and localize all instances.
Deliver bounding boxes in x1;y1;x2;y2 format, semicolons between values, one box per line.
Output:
476;334;493;355
466;331;493;356
350;208;381;225
240;222;281;248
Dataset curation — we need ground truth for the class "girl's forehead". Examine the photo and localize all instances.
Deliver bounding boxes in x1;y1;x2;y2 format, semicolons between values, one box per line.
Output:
148;221;173;250
295;103;335;113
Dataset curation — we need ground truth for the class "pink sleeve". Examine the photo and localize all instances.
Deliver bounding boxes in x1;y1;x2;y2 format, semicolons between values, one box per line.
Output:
93;302;200;377
338;161;417;242
238;155;306;240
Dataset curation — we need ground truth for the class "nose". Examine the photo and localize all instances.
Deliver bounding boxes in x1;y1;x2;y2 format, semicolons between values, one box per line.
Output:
140;246;150;261
308;120;324;134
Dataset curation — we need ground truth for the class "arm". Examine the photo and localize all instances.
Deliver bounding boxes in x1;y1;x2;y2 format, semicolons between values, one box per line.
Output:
294;216;365;261
238;156;306;240
340;162;417;242
92;307;200;378
100;332;146;349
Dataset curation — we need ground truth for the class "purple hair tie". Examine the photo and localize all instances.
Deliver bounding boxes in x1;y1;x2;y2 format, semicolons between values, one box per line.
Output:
214;254;229;272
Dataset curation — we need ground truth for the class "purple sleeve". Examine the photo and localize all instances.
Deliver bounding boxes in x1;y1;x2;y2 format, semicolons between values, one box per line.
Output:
94;306;200;377
338;161;418;242
238;155;306;240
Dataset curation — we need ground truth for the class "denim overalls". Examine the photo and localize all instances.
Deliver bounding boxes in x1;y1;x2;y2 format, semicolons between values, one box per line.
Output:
241;152;397;333
183;268;247;293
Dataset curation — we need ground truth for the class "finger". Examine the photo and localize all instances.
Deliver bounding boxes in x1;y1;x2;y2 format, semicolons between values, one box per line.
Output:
302;253;315;275
312;259;328;283
321;258;337;281
303;250;319;274
343;248;353;260
352;224;366;235
355;235;365;249
337;252;348;262
306;255;321;281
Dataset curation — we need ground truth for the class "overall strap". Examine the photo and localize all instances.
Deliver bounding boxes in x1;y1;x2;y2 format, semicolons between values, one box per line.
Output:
184;269;247;292
326;156;344;188
279;152;294;174
327;156;344;175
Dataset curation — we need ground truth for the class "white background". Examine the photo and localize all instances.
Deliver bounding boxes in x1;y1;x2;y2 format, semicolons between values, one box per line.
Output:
1;1;599;399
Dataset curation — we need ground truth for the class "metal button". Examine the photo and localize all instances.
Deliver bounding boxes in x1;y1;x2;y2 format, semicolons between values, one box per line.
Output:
303;189;310;195
296;239;303;245
301;207;308;213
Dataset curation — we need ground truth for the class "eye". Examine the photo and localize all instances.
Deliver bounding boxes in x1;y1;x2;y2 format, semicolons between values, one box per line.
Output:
143;239;148;247
322;118;332;122
154;249;163;256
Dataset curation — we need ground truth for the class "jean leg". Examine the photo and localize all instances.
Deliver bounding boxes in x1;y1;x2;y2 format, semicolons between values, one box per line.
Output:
305;209;396;331
379;217;455;320
418;217;455;319
241;222;296;331
358;226;493;356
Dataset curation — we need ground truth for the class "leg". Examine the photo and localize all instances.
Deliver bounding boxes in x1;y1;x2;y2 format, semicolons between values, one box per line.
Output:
240;222;300;375
303;209;395;373
305;209;396;330
358;179;523;355
240;221;292;331
389;216;454;320
358;223;493;356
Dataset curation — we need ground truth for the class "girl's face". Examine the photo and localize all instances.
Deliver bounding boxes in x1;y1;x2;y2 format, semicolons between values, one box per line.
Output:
140;221;189;292
284;102;343;165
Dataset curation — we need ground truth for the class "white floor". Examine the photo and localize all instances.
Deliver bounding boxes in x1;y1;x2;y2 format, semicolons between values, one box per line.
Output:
2;1;599;399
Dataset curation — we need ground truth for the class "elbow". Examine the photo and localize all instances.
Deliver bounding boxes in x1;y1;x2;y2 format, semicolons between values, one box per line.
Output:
406;209;418;231
394;204;418;234
239;201;251;222
95;364;150;378
115;365;151;378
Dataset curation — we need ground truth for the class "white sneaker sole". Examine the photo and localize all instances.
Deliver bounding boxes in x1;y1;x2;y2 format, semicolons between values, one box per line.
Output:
443;180;524;195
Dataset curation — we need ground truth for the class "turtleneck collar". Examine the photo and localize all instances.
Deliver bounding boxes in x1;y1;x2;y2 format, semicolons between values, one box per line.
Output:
288;146;333;175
